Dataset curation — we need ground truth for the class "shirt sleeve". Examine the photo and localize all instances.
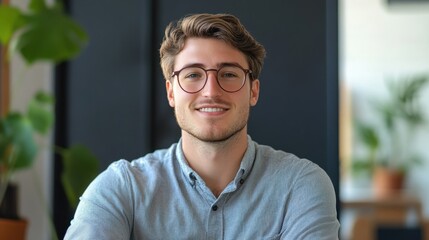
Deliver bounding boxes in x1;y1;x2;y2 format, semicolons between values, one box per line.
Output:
64;160;134;240
281;162;340;240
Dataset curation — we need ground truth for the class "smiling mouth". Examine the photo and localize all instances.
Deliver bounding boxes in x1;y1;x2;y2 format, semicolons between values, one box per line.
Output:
198;107;226;112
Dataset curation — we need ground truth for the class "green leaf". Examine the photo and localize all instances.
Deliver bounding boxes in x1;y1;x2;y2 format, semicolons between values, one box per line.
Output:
0;5;23;44
28;0;48;12
356;122;379;150
27;91;54;134
0;113;37;171
60;145;99;209
377;102;396;131
351;159;373;175
10;8;88;64
378;76;428;132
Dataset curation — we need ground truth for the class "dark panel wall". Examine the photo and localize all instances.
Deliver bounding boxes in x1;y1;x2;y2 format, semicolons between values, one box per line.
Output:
67;1;154;167
55;0;338;237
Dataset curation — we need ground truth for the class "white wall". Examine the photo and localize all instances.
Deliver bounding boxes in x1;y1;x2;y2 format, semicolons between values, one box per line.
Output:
9;1;53;240
11;60;53;240
341;0;429;215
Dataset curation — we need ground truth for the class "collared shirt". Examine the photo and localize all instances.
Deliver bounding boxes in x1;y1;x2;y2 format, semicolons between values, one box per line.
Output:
64;136;340;239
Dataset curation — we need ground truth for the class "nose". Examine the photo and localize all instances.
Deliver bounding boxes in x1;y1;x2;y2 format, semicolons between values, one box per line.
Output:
201;71;223;97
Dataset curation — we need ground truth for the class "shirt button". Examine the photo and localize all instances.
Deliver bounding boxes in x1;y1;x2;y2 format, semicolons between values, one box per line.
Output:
239;179;245;184
189;173;197;181
212;205;218;211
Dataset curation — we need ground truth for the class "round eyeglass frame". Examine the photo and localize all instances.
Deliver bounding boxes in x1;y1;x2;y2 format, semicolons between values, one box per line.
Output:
171;64;253;94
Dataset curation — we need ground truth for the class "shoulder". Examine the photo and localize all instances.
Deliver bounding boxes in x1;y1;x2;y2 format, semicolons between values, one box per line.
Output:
255;143;323;176
87;143;179;191
108;143;178;175
253;144;339;237
253;143;334;194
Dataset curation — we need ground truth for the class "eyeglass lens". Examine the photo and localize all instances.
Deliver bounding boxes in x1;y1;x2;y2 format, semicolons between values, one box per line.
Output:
177;66;246;93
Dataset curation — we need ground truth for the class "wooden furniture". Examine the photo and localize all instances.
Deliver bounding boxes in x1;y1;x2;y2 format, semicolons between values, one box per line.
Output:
342;191;427;240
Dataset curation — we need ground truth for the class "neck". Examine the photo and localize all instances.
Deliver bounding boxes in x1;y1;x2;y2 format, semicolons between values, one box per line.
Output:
181;129;248;197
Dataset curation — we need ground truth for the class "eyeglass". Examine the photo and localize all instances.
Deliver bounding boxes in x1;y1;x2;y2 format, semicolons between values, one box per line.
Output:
171;64;252;93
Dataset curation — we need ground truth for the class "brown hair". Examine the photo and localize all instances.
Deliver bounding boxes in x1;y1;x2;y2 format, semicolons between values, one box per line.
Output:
159;13;266;81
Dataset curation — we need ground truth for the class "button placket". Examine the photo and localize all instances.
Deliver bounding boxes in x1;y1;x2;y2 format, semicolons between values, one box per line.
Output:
207;202;223;240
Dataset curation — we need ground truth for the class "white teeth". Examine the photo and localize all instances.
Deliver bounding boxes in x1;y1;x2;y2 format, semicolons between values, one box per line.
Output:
199;108;225;112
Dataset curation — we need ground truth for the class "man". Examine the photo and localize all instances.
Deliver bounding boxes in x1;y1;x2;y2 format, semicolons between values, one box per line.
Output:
65;13;340;239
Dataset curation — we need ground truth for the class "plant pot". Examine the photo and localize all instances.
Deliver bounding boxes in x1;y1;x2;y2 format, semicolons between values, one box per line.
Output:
0;183;27;239
0;218;28;240
373;167;405;197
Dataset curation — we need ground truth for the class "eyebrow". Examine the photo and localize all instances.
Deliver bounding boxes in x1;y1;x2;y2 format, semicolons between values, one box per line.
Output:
177;62;247;70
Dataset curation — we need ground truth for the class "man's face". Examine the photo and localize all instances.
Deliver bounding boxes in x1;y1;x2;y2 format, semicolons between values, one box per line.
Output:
166;38;260;142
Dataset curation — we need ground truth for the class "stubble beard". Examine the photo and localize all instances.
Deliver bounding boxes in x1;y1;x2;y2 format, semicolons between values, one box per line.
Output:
174;107;250;144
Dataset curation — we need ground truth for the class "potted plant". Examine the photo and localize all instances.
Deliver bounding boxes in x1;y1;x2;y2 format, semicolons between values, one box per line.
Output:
352;75;428;197
0;0;99;239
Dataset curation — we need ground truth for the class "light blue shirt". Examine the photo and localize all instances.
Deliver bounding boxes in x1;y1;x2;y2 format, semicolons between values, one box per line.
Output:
64;136;340;239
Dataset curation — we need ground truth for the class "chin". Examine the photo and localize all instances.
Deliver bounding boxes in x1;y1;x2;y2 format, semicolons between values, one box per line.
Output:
187;126;246;143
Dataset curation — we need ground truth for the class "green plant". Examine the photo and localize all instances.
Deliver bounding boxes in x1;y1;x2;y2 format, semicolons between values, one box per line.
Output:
0;0;99;216
352;75;428;175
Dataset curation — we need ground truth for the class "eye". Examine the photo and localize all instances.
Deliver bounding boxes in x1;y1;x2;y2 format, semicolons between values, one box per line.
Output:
180;67;205;81
219;70;242;81
218;66;244;80
185;72;202;79
222;72;238;78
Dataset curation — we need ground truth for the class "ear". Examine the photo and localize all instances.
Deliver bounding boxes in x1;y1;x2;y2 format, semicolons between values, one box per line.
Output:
249;79;260;106
166;80;175;107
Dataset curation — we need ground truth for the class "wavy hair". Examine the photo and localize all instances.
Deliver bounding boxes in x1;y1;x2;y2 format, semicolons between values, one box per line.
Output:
159;13;266;81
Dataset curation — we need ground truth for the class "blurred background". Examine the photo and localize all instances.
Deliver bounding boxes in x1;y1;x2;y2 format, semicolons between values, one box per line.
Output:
1;0;429;239
340;0;429;239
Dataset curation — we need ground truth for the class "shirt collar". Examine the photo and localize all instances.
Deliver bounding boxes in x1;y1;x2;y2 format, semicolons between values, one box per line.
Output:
238;135;256;181
175;136;257;186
